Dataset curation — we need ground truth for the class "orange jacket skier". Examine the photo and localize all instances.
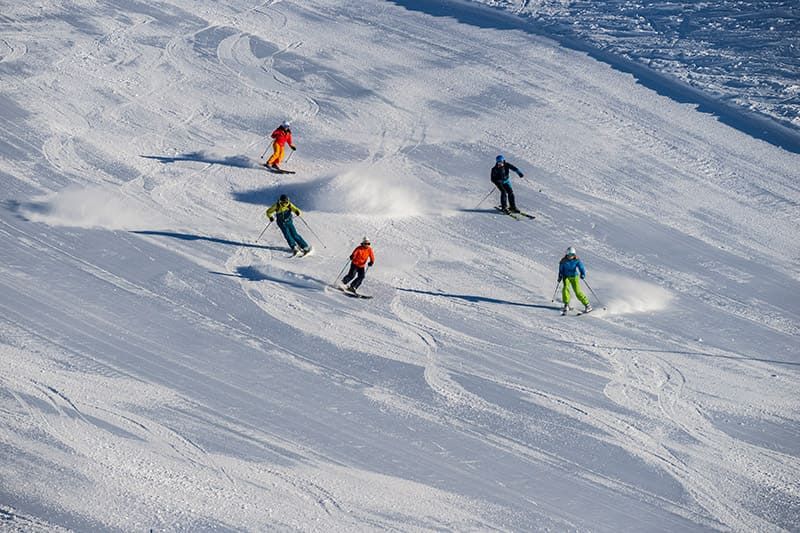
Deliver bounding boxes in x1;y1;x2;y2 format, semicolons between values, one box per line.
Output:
340;238;375;294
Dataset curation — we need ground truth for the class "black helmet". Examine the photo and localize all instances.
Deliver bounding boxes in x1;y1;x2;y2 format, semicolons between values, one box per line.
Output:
279;194;288;202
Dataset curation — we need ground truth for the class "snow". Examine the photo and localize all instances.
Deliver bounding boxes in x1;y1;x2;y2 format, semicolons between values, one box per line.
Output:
1;0;799;531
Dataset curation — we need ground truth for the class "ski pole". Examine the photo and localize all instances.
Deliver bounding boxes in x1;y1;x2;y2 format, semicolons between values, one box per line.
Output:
255;220;272;243
284;149;295;164
260;145;270;159
551;281;561;302
332;259;350;285
475;186;495;209
298;215;326;248
582;279;605;309
518;173;542;192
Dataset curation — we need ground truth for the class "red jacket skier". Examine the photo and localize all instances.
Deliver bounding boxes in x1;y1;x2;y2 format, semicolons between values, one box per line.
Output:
266;121;296;169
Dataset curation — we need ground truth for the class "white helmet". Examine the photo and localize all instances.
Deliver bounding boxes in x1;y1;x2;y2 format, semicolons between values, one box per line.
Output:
566;246;576;256
361;236;371;245
281;120;291;128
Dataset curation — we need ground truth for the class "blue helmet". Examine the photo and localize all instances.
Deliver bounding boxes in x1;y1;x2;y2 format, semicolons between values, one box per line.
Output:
496;155;505;163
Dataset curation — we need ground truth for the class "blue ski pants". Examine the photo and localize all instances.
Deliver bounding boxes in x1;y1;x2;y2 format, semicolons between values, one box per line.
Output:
277;219;308;250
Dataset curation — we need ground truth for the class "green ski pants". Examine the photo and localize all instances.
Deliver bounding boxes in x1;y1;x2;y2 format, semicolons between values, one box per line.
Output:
562;276;589;306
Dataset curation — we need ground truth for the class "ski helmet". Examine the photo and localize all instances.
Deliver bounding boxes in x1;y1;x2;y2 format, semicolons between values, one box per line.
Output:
361;237;371;245
566;246;576;256
281;120;291;129
496;154;505;163
279;194;289;202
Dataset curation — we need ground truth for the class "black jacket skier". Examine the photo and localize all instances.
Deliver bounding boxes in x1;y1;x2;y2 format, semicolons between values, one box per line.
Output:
491;155;523;213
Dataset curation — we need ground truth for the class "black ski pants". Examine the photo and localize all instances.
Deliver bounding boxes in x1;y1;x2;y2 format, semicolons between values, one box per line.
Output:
493;181;516;210
342;264;366;289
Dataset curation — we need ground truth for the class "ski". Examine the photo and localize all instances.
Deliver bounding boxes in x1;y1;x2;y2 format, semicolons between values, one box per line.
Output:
331;285;373;299
494;206;521;220
261;163;296;174
494;206;534;219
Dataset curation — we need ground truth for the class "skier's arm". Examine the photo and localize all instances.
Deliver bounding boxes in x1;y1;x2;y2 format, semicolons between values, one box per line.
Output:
265;203;277;220
287;132;295;150
578;260;586;279
290;202;302;216
507;162;523;177
368;248;375;267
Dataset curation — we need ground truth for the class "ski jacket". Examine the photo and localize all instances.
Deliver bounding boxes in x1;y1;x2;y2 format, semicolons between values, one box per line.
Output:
271;126;294;148
266;200;301;224
558;255;586;280
491;162;522;185
350;245;375;268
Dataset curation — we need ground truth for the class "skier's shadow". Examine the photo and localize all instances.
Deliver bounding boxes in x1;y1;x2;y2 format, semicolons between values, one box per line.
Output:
396;287;561;310
232;177;330;207
212;266;329;289
140;152;258;169
459;208;499;214
131;230;283;251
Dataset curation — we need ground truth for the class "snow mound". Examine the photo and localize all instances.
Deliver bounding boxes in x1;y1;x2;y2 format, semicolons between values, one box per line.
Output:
20;185;169;230
595;273;674;315
310;164;430;218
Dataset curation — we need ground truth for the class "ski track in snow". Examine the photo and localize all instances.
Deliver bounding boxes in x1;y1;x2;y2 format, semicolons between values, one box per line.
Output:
1;0;799;531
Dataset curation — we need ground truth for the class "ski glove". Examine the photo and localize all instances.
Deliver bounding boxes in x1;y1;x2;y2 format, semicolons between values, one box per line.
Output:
268;216;274;222
517;172;524;177
290;145;296;151
580;274;585;279
368;262;374;267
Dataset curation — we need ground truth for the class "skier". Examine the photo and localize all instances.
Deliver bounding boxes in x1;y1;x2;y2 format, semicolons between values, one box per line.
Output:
265;194;312;256
558;247;592;314
265;120;296;170
491;154;523;214
340;237;375;294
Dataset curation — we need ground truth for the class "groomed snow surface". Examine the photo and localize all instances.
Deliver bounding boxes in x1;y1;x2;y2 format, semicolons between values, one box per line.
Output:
1;1;799;531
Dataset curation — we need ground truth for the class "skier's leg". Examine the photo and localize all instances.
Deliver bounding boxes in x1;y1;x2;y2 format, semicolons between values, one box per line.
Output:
350;267;366;289
562;278;573;306
341;264;357;284
494;182;507;210
574;281;590;306
277;221;297;249
267;142;283;166
285;220;309;250
505;184;517;211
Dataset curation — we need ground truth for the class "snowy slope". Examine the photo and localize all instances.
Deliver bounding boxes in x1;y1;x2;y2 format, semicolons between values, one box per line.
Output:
468;0;800;134
1;0;799;531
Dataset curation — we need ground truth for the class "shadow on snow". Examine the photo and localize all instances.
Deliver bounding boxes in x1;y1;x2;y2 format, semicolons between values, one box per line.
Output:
232;177;329;207
397;287;561;310
140;152;260;169
211;267;329;289
131;230;283;251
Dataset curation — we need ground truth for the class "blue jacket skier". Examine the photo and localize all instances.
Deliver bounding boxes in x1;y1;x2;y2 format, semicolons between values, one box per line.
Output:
558;247;591;314
266;194;311;255
491;155;523;213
